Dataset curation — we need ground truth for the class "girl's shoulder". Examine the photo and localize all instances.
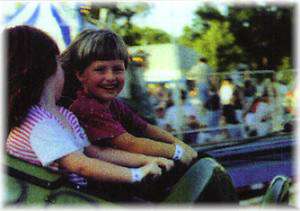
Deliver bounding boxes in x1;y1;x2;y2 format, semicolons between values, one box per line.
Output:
58;106;75;116
58;106;80;124
27;105;52;124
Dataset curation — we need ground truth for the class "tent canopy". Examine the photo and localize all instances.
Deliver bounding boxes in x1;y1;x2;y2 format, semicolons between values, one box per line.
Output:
3;2;85;51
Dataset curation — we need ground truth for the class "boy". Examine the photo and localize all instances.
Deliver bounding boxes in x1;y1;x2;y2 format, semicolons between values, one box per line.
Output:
61;29;197;170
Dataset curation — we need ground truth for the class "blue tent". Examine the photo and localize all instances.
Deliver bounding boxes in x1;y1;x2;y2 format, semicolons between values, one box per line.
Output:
3;2;86;50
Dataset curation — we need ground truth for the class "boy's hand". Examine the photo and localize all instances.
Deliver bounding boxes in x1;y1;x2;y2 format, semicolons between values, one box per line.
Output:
145;157;174;172
181;143;198;159
179;151;194;165
177;144;198;166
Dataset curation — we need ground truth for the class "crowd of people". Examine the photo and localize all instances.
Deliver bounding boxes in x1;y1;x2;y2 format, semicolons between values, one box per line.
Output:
147;58;295;145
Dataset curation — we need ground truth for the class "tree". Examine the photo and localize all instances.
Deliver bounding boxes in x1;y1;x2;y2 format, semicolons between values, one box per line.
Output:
128;26;171;45
178;5;243;72
226;5;294;70
79;2;171;46
178;4;294;72
195;20;242;71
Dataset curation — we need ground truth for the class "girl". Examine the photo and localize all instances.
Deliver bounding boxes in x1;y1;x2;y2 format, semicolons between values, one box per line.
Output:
6;25;166;187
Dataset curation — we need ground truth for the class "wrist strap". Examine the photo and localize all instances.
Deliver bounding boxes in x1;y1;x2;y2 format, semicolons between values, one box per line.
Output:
172;144;185;160
131;168;143;183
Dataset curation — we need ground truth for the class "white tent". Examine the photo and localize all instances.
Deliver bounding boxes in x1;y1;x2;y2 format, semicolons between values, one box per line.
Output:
129;43;198;82
2;2;85;51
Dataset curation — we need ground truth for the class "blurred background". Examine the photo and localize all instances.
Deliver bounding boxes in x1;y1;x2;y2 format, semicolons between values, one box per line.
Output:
2;1;296;145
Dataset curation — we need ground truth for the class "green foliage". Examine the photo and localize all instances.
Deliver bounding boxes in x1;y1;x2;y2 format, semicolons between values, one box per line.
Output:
276;57;294;84
81;2;171;46
278;56;292;71
112;25;171;46
178;26;199;49
178;6;243;72
226;5;294;70
195;21;242;70
178;4;294;72
195;5;226;24
131;26;171;45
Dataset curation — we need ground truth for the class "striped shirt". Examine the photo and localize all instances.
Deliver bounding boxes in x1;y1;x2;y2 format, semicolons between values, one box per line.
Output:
6;105;90;186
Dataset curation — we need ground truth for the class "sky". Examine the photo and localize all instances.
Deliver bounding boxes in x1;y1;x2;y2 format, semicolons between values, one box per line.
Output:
131;0;294;37
132;1;228;37
0;1;203;37
132;1;202;37
2;1;287;38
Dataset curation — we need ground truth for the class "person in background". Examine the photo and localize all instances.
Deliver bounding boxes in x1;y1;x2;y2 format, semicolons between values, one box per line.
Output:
232;88;244;125
118;53;156;124
222;103;244;140
243;79;257;111
244;96;262;137
165;90;201;134
254;91;273;136
219;77;235;107
188;56;213;107
154;102;169;131
244;92;273;138
273;78;289;131
204;85;221;138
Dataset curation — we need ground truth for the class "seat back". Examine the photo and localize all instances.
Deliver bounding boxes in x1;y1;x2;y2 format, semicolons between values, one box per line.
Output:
6;154;64;189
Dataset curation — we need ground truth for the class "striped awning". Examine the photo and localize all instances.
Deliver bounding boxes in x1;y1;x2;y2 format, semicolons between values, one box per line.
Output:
3;2;83;50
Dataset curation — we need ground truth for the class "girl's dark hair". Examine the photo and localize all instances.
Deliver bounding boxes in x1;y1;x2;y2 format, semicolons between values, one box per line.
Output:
7;25;59;130
60;29;129;102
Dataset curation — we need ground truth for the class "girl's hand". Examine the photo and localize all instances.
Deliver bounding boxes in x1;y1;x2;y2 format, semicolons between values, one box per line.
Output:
140;163;162;179
145;157;174;172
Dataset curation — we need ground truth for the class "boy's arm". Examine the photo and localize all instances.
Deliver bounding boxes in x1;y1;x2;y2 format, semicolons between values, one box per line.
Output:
111;132;196;165
144;124;186;144
84;145;174;171
111;133;175;158
143;124;198;158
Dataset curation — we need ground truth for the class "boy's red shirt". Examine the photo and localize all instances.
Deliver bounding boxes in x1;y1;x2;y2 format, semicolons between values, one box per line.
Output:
69;90;148;144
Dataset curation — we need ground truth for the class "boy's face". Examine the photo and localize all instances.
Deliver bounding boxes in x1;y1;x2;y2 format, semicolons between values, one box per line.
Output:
77;60;125;102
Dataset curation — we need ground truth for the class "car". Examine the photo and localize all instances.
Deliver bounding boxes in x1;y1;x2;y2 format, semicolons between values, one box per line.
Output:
5;132;293;206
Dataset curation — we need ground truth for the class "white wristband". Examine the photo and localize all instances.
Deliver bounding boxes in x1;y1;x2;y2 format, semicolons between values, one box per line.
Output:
172;144;185;160
131;168;143;183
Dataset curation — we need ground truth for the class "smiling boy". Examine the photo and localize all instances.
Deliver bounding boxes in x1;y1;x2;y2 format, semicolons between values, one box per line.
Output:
61;29;197;169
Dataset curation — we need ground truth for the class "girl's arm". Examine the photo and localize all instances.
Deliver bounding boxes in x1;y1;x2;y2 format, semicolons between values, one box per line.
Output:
59;151;161;183
84;145;174;171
